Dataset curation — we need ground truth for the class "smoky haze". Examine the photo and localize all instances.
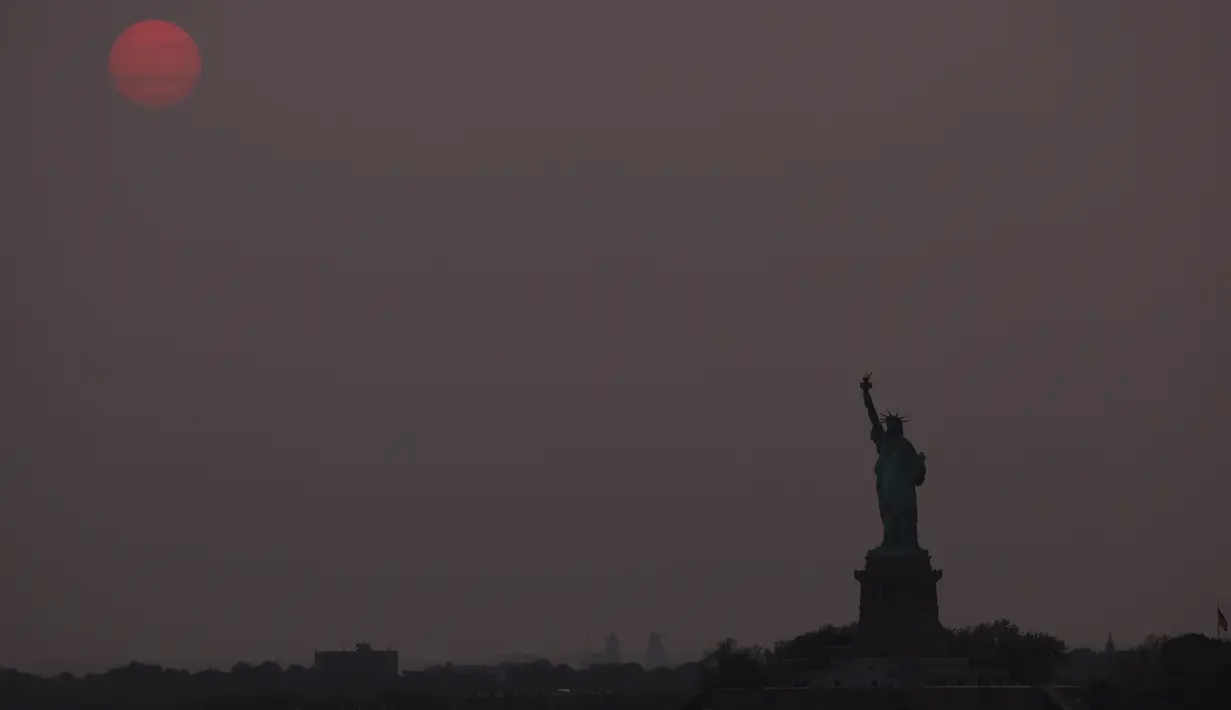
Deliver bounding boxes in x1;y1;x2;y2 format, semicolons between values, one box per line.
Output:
2;1;1228;672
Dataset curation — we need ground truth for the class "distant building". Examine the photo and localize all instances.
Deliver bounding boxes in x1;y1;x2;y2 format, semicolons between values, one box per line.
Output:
579;632;625;667
646;632;668;669
313;642;398;688
605;632;622;665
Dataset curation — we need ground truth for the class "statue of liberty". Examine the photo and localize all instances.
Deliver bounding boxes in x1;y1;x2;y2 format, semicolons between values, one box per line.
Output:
859;374;928;555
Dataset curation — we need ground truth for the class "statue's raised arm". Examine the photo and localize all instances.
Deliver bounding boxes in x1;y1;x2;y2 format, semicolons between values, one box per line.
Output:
860;373;884;442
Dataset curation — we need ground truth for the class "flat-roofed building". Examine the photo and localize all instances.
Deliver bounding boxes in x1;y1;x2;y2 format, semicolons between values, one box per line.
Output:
313;642;398;689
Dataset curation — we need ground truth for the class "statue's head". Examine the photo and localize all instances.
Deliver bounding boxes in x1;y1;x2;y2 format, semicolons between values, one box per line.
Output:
881;412;908;438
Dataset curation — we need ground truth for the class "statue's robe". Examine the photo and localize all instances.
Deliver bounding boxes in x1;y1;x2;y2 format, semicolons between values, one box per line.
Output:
871;427;925;552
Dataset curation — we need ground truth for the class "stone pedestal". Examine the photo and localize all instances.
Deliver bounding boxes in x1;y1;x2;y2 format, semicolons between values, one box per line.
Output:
853;549;948;657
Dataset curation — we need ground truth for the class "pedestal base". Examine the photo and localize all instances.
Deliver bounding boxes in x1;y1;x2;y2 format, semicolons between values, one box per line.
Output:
853;548;948;657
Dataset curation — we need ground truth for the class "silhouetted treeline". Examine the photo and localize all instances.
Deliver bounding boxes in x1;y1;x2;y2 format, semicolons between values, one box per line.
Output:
0;659;700;710
718;619;1066;686
695;621;1227;710
1082;633;1231;710
3;623;1228;709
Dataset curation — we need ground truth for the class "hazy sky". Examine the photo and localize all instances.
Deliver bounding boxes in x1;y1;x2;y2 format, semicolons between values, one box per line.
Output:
3;1;1228;672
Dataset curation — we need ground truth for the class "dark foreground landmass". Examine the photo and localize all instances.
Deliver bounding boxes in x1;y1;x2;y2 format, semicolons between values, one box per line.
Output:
2;622;1227;709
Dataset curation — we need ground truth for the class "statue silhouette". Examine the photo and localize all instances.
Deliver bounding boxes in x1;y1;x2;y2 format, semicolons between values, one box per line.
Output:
860;374;928;555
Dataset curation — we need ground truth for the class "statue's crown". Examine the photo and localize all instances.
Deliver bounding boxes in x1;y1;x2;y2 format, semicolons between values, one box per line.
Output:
880;411;909;424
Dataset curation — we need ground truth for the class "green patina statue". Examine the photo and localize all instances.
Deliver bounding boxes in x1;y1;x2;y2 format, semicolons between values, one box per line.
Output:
860;374;928;556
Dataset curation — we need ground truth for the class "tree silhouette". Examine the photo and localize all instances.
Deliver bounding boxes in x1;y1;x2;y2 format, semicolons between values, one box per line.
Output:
947;618;1066;683
772;623;857;660
699;638;768;690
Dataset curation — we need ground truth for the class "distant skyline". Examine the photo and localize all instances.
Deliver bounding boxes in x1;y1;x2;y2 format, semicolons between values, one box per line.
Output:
2;1;1228;672
8;630;1131;678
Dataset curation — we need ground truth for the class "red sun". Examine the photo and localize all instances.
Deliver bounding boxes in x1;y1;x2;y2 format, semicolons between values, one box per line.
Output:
109;20;202;109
